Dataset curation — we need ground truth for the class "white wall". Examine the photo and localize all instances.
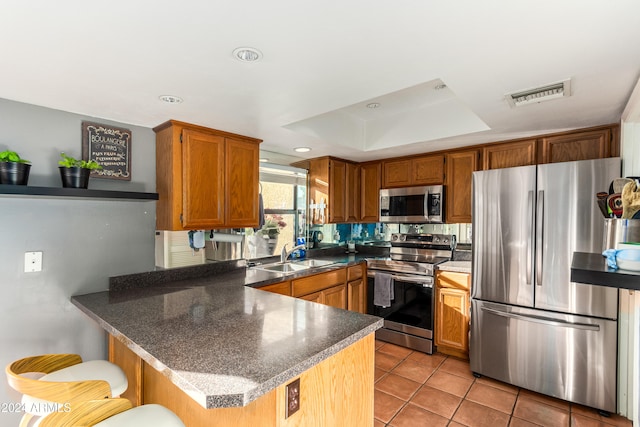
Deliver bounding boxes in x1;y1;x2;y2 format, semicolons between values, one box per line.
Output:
0;98;157;425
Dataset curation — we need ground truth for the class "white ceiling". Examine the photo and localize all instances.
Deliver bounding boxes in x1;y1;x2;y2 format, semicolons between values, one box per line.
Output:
1;1;639;164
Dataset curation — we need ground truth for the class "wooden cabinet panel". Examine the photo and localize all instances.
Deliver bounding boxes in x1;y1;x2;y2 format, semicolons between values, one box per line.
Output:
292;269;347;297
329;159;347;223
258;281;291;296
347;278;366;314
323;284;347;309
435;287;469;353
437;270;471;291
539;128;610;163
225;138;259;227
182;129;225;228
360;161;381;222
308;158;329;225
482;139;536;170
300;291;322;304
347;265;363;282
382;159;411;188
346;162;361;222
413;155;445;185
445;150;479;223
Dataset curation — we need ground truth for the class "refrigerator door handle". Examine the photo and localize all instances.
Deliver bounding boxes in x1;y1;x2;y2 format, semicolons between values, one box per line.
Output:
535;190;544;286
526;191;534;285
481;307;600;331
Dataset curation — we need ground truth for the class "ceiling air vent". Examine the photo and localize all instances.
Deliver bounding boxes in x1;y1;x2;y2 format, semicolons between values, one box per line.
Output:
506;79;571;108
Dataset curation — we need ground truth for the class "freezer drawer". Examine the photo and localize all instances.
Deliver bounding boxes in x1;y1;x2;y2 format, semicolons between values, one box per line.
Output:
470;300;617;412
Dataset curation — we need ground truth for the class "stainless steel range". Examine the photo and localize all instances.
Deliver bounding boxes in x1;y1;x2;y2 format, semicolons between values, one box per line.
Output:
367;233;454;354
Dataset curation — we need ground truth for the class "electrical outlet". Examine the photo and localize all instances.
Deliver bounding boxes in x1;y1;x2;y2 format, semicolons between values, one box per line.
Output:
285;378;300;418
24;251;43;273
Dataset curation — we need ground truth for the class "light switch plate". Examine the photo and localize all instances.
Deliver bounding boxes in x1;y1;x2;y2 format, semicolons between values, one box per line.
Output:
24;251;43;273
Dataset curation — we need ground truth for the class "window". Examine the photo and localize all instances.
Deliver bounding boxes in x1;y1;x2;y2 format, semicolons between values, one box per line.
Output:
245;164;307;259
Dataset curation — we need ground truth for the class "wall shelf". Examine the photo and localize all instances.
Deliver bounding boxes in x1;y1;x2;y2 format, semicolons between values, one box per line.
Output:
0;184;158;201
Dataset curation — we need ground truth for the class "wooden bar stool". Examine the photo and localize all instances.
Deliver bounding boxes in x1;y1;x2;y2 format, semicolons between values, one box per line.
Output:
38;398;185;427
5;354;128;427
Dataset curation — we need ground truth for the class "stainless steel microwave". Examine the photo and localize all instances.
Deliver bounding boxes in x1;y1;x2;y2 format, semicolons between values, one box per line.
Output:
379;185;445;223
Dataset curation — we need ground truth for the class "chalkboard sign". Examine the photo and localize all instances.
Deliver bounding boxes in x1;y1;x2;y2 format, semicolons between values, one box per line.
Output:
82;121;132;181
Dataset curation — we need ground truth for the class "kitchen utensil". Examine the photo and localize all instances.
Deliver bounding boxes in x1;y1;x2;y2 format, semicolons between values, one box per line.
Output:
597;198;610;218
607;194;623;217
609;178;635;194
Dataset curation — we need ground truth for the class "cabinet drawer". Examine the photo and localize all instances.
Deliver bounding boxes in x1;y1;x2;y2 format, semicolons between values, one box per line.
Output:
436;271;471;291
292;268;347;297
347;264;363;281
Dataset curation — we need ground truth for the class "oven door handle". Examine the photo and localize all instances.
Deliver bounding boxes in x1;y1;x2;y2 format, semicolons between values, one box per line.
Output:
368;271;433;287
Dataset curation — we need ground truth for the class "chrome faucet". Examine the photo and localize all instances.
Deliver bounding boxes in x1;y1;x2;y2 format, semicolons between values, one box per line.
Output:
281;243;306;263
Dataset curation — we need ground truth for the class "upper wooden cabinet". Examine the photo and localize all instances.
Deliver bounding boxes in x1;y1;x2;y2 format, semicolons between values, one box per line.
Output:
539;127;614;164
308;157;359;224
382;155;444;188
482;139;537;170
154;120;261;230
445;150;479;223
360;161;381;223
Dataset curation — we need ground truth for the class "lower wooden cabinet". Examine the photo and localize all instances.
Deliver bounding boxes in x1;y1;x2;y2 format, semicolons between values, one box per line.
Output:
259;263;366;313
435;270;471;359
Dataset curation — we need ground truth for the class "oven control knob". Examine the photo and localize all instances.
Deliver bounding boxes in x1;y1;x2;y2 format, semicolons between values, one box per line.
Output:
434;236;440;243
392;234;398;241
443;238;449;244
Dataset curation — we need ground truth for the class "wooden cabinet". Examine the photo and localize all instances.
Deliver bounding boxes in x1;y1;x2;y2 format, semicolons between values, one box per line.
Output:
258;280;291;296
382;154;444;188
445;150;479;223
346;162;361;222
482;139;537;170
308;157;360;224
435;270;471;359
292;268;347;309
323;284;348;309
154;120;261;230
347;264;366;314
539;127;613;164
360;161;381;223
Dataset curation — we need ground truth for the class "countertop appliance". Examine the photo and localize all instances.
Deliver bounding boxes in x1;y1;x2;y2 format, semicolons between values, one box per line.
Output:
367;233;453;353
380;185;444;223
470;157;621;413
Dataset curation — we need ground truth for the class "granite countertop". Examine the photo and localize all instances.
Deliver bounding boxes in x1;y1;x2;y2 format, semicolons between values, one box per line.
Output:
437;260;472;274
71;255;382;410
571;252;640;290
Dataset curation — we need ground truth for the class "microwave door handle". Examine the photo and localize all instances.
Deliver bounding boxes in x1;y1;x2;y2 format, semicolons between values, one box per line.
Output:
424;190;430;221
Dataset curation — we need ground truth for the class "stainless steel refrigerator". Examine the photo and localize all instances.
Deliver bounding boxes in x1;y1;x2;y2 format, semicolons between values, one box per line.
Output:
470;157;621;413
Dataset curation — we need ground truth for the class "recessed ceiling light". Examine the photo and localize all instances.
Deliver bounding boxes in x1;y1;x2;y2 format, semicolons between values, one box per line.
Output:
366;102;381;109
232;47;263;62
434;84;447;90
259;158;269;163
159;95;183;104
294;147;311;153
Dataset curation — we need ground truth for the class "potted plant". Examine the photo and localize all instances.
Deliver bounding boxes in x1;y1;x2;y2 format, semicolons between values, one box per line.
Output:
0;150;31;185
58;152;102;189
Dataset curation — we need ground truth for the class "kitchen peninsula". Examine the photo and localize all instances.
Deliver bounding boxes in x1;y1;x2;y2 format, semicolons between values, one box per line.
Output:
71;261;382;427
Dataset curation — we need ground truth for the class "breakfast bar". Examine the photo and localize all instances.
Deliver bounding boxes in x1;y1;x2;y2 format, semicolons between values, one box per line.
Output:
71;265;382;427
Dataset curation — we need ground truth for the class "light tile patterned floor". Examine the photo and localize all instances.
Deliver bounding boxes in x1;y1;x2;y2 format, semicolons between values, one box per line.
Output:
374;340;633;427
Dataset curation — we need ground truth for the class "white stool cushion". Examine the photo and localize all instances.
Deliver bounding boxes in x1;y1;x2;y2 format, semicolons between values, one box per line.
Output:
22;360;128;416
94;404;185;427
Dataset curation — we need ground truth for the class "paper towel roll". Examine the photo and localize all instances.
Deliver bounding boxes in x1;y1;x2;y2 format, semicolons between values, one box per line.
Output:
209;233;243;243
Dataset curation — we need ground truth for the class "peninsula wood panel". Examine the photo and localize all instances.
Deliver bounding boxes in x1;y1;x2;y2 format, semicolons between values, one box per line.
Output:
445;150;479;223
277;334;374;427
482;139;537;170
108;335;143;407
539;128;611;164
360;161;381;222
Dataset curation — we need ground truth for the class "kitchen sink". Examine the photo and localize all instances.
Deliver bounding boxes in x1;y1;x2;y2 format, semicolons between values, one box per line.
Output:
252;263;310;274
294;259;336;267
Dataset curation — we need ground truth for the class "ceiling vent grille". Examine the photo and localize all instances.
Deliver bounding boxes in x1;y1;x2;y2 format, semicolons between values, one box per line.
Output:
506;79;571;108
